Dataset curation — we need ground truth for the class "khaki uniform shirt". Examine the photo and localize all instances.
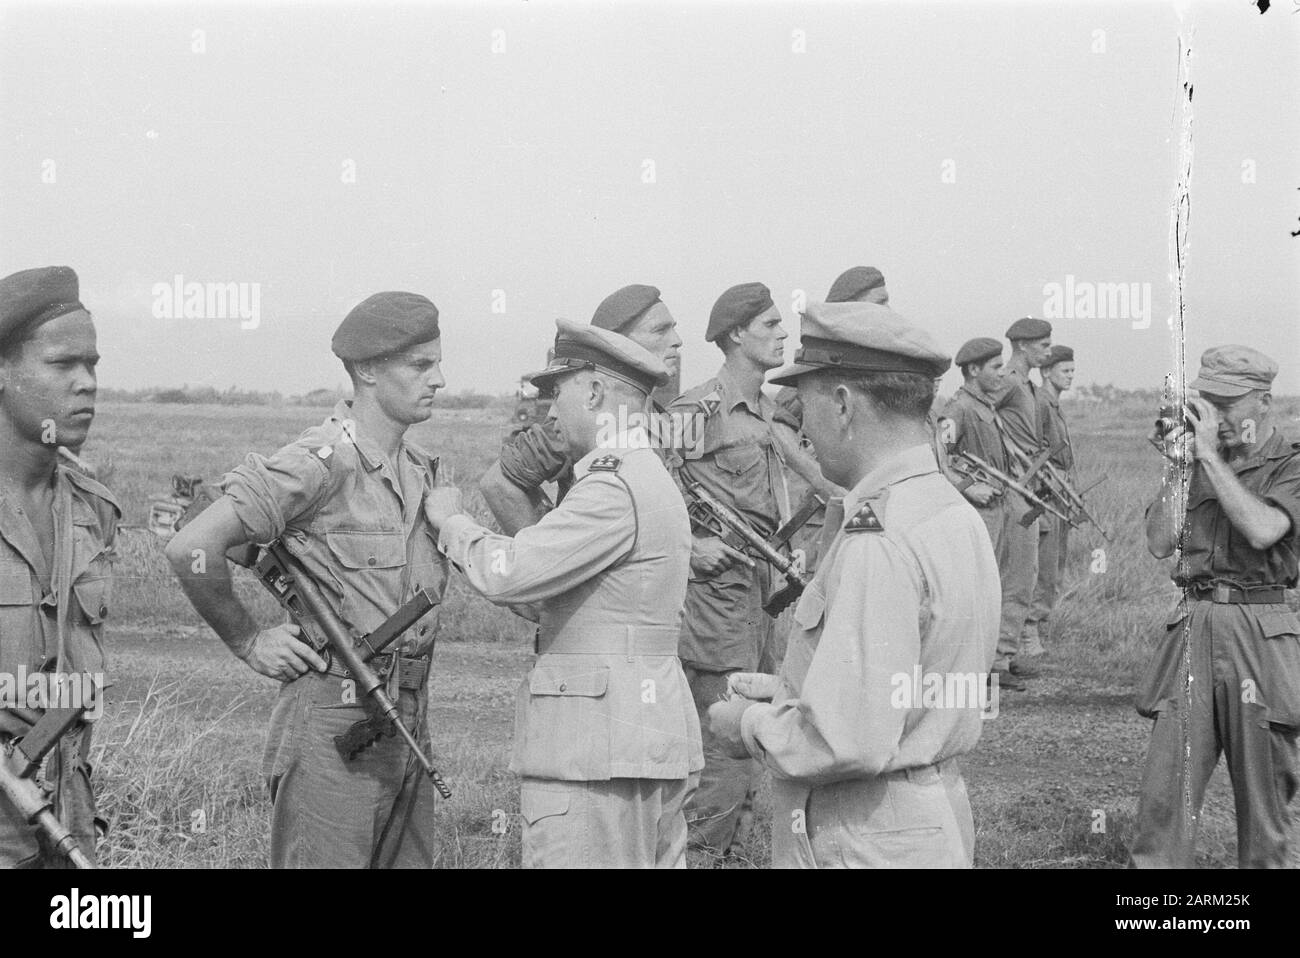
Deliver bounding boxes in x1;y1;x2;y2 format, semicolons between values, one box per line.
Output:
0;468;120;677
994;364;1042;459
220;400;448;655
439;434;703;781
943;384;1009;474
670;366;802;669
1037;386;1075;473
741;444;1000;783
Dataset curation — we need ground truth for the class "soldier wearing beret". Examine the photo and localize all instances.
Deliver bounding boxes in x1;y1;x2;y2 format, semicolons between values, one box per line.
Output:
479;284;683;535
1026;344;1077;653
669;281;819;855
423;320;702;868
1133;345;1300;868
167;290;450;868
0;266;119;868
984;316;1054;684
707;302;999;868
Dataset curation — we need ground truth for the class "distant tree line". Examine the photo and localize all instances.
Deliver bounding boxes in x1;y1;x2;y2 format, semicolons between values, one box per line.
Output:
97;385;506;409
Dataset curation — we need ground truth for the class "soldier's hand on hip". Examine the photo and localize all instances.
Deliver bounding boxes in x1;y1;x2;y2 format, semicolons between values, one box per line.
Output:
244;624;328;682
727;671;779;702
423;486;464;530
690;536;754;577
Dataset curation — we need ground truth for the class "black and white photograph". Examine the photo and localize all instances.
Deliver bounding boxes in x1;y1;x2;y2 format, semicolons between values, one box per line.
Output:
1;0;1298;927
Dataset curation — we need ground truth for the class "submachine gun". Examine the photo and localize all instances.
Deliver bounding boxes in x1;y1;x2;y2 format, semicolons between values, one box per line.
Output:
232;541;452;799
999;434;1112;540
683;480;824;617
0;705;96;869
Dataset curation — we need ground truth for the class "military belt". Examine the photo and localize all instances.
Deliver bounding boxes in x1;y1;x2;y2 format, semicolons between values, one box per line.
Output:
539;625;680;657
1188;582;1287;605
326;652;431;690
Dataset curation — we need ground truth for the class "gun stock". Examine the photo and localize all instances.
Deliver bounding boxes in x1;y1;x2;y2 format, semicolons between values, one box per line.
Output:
0;707;95;869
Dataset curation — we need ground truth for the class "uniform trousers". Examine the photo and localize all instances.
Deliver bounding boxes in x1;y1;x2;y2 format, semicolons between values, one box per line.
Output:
976;498;1037;670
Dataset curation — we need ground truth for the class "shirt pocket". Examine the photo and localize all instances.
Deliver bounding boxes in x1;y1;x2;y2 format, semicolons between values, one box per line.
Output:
0;559;32;606
324;530;406;571
513;665;611;778
72;575;111;627
1255;609;1300;728
713;443;765;479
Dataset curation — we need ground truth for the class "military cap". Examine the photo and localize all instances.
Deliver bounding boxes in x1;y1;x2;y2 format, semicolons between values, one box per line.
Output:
768;301;950;386
527;318;667;396
1044;344;1074;367
591;284;662;334
331;291;440;362
705;282;775;343
1005;316;1052;341
1189;345;1278;398
955;337;1003;368
826;266;889;305
0;266;87;349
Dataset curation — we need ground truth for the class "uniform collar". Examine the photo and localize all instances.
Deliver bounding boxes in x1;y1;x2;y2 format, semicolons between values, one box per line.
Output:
959;382;997;409
573;428;649;479
330;399;422;473
715;363;765;417
1231;426;1297;472
840;444;936;524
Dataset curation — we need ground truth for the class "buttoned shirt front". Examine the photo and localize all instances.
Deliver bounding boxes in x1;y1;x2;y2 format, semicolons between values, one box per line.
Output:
740;444;1000;783
220;400;448;656
1177;428;1300;589
0;468;119;677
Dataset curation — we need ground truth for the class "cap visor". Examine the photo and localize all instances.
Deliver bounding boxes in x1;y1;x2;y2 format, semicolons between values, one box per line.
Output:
1188;377;1252;398
767;362;821;387
524;366;566;388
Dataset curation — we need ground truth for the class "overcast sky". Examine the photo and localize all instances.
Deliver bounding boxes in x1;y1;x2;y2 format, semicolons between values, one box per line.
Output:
2;0;1296;396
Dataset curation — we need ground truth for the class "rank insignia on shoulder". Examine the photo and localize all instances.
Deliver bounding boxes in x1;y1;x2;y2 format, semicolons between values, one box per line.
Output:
844;503;884;533
588;454;622;472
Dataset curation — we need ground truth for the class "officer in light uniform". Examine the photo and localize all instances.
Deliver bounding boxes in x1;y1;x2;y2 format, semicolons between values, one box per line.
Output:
1027;344;1077;651
1133;345;1300;868
424;320;702;868
707;301;999;868
479;284;684;535
167;291;450;868
0;266;119;867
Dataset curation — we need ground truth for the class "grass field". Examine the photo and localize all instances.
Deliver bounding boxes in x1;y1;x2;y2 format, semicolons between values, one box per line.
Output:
75;396;1300;868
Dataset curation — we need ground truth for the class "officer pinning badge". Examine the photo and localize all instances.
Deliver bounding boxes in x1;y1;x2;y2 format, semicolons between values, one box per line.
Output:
588;454;622;472
844;502;884;533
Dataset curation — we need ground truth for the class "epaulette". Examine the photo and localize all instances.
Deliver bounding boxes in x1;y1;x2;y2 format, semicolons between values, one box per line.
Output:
844;501;884;533
587;454;622;473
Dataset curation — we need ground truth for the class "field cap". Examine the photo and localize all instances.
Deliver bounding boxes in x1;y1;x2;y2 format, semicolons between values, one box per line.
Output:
705;282;775;342
331;291;439;361
1044;345;1074;366
527;318;667;396
826;266;889;305
0;266;87;348
955;337;1003;367
1006;316;1052;341
1189;345;1278;398
591;284;662;334
768;301;950;386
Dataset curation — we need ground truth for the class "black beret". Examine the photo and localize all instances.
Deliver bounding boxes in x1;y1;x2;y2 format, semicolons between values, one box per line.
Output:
955;337;1003;367
826;266;888;305
1005;316;1052;341
1044;345;1074;366
0;266;86;349
331;291;440;362
591;284;662;334
706;282;775;343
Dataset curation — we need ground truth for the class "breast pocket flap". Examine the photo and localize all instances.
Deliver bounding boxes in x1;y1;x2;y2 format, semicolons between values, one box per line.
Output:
529;666;609;697
325;531;405;570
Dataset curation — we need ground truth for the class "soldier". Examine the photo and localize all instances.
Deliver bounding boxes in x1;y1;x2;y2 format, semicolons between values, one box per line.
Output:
707;301;999;868
0;266;119;868
479;284;683;535
1026;344;1076;653
669;281;806;855
166;291;450;868
989;316;1053;682
940;337;1026;690
423;321;701;868
1132;345;1300;869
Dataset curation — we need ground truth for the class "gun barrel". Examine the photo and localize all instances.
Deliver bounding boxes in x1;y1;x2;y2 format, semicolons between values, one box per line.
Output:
0;750;95;868
685;482;806;586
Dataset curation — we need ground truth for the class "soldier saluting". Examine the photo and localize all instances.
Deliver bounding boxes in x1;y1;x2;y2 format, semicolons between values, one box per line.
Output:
0;267;119;868
424;321;702;868
167;291;450;868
